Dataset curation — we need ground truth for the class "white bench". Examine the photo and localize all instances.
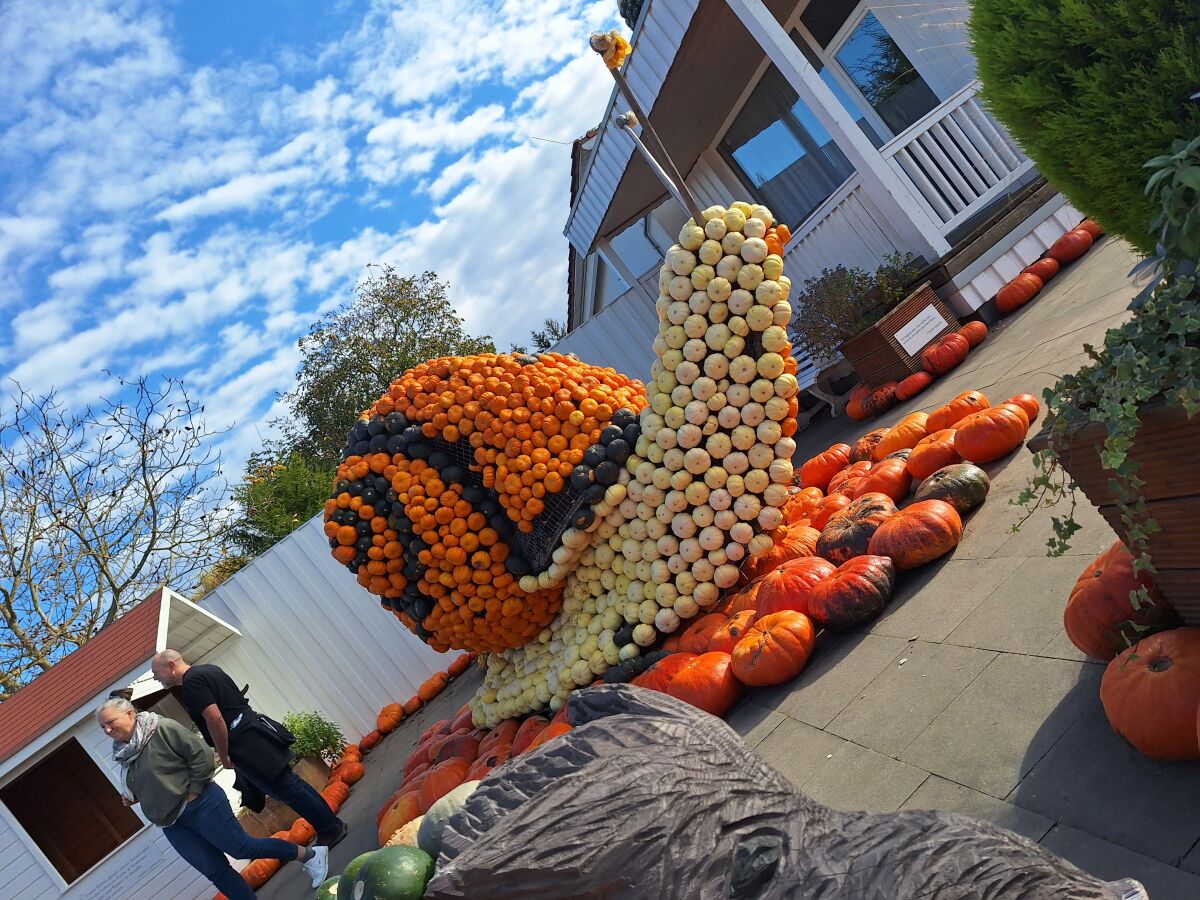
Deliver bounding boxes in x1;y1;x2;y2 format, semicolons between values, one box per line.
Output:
792;343;855;424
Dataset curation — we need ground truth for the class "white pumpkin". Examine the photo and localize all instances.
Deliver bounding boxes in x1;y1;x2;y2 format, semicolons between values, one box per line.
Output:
727;288;754;316
720;230;746;257
690;264;715;291
698;239;723;266
757;353;785;380
729;355;758;384
716;255;742;281
743;217;767;239
736;264;764;291
706;276;732;303
704;216;728;241
679;222;705;251
723;207;747;233
745;304;774;332
761;255;784;281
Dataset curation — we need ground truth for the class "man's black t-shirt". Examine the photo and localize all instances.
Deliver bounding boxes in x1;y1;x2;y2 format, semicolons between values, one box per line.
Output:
181;663;252;748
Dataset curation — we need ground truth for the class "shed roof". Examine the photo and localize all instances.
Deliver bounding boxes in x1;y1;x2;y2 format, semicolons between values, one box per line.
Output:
0;588;241;769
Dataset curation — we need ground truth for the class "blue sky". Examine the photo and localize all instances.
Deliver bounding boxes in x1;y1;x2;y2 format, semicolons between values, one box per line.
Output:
0;0;621;467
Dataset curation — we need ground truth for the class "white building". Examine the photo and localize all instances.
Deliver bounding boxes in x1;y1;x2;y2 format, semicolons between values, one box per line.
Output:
557;0;1082;407
0;516;445;899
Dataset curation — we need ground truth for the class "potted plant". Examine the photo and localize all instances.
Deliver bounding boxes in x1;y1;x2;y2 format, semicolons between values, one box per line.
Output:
283;710;348;784
790;253;958;386
1020;134;1200;624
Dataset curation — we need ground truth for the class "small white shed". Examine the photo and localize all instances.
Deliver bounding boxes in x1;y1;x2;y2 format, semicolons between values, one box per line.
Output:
0;515;447;899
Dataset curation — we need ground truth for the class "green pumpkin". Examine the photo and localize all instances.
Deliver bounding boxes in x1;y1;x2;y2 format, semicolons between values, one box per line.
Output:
316;876;340;899
340;850;376;887
348;846;435;900
913;463;990;513
417;780;480;859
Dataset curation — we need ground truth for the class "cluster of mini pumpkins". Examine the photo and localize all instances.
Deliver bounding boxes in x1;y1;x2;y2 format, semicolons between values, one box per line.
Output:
469;202;813;725
323;353;645;653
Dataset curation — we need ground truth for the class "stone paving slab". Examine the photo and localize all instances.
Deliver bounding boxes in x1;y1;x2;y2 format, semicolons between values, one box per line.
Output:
1011;697;1200;865
753;714;847;787
945;554;1090;655
1039;824;1200;900
800;741;928;812
870;557;1015;643
826;641;995;758
901;774;1053;843
900;653;1099;798
723;698;784;749
753;632;908;729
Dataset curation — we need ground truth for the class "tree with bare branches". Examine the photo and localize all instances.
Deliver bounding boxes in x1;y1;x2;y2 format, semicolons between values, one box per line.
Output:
0;375;226;699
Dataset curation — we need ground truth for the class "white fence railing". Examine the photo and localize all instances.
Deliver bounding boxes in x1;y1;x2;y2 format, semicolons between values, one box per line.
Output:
881;80;1035;237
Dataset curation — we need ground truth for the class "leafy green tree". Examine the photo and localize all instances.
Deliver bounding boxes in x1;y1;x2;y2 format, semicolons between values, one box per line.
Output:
971;0;1200;253
226;452;337;557
510;317;568;354
276;267;494;466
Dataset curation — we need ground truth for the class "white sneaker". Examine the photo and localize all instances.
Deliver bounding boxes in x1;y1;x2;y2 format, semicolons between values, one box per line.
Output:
302;844;329;888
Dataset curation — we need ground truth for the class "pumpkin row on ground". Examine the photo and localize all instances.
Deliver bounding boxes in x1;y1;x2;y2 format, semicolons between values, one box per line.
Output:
994;220;1100;316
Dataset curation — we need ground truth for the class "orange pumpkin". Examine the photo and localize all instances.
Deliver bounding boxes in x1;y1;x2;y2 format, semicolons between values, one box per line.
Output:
707;610;757;653
447;653;474;677
927;390;990;432
956;321;988;348
1077;219;1104;239
907;429;961;481
1100;628;1200;760
996;272;1043;314
810;493;852;530
747;525;820;579
240;859;282;889
633;653;698;692
853;458;912;502
360;729;382;751
867;499;963;569
807;555;897;630
954;405;1029;463
417;757;471;812
753;557;836;618
816;492;898;565
377;792;421;846
524;722;573;752
657;651;743;717
861;382;899;417
1022;257;1060;282
850;428;889;463
894;371;934;400
678;613;729;654
418;672;449;702
873;412;928;460
403;696;423;716
720;581;763;615
1048;228;1093;263
731;611;817;686
782;487;825;524
511;716;550;755
1005;393;1040;423
920;333;970;375
377;704;404;734
288;817;316;845
335;761;365;785
828;460;872;496
800;444;852;490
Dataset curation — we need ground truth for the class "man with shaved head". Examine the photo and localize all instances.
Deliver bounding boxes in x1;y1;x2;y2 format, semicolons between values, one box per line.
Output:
151;650;348;848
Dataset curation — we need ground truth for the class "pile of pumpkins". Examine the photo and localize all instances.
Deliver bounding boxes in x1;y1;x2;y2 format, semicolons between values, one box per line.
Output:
995;218;1105;315
214;654;475;899
1062;540;1200;762
845;319;989;420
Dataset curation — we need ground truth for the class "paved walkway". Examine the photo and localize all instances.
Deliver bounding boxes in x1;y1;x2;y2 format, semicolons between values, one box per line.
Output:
261;236;1200;898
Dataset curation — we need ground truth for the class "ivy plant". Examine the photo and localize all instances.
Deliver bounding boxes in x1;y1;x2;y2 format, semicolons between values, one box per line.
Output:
283;710;347;766
1014;134;1200;610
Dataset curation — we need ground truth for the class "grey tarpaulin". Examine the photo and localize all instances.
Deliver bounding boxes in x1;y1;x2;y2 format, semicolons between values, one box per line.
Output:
426;684;1147;900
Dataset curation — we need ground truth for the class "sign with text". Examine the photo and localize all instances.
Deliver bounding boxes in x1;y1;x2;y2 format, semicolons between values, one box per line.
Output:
894;304;952;356
78;839;163;900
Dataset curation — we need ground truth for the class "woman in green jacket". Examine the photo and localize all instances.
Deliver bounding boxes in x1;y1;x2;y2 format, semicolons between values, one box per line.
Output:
97;697;328;898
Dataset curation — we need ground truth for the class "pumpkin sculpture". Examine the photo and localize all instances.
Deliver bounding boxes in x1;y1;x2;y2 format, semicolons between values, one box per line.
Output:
816;492;898;565
927;390;990;432
907;429;960;481
853;458;912;502
731;611;817;686
867;500;963;569
913;463;991;513
807;555;897;630
1099;627;1200;760
1064;541;1180;660
921;333;970;375
996;273;1043;313
754;556;837;618
800;443;852;490
954;405;1030;463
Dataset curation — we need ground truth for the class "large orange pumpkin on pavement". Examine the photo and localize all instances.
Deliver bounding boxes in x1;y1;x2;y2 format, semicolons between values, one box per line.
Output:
732;611;817;686
867;499;963;569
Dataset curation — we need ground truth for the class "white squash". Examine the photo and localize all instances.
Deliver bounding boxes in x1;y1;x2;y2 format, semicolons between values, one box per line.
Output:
772;300;793;326
723;450;749;476
720;230;746;257
727;288;754;316
748;533;774;558
743;468;769;495
716;405;742;430
671;513;698;539
703;354;729;380
743;217;767;239
679;222;705;251
740;237;768;264
774;437;797;460
763;482;790;508
758;507;784;531
757;419;783;446
667;246;696;275
706;276;732;303
723;207;747;234
706;391;727;412
727;315;749;337
745;304;774;332
662;447;685;471
689;290;713;316
714;563;740;588
698;239;723;266
757;353;785;380
740;402;766;427
683;447;711;474
768;459;793;484
748;443;775;470
705;431;732;459
674;361;700;386
736;264;764;291
692;504;715;528
727;383;751;407
691;376;717;401
690;264;715;291
761;325;790;354
729;355;758;384
762;255;784;281
708;301;729;323
704;216;728;241
716;254;742;281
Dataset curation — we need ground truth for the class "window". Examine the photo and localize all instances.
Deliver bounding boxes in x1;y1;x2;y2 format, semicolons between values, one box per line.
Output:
834;11;939;136
1;738;142;883
719;64;856;229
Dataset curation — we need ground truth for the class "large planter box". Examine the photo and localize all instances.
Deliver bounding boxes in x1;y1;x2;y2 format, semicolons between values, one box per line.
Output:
1028;401;1200;625
838;282;959;387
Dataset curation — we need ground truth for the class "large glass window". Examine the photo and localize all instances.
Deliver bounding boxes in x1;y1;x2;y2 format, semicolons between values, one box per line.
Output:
1;738;142;883
719;65;856;230
834;11;939;136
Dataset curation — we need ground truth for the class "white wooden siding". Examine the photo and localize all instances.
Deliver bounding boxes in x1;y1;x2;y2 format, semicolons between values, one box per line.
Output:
0;812;57;900
198;516;450;744
551;280;660;384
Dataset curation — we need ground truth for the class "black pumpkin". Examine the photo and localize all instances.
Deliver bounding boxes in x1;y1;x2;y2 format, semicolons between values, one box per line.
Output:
913;463;991;513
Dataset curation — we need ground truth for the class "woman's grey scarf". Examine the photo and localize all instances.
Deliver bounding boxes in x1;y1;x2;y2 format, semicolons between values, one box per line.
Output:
112;710;160;800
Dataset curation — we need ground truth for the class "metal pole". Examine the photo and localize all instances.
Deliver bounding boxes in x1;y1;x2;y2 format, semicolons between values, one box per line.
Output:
616;113;694;223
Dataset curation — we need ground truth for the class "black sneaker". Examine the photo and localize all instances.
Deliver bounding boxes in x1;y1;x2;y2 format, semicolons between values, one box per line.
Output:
315;821;349;848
